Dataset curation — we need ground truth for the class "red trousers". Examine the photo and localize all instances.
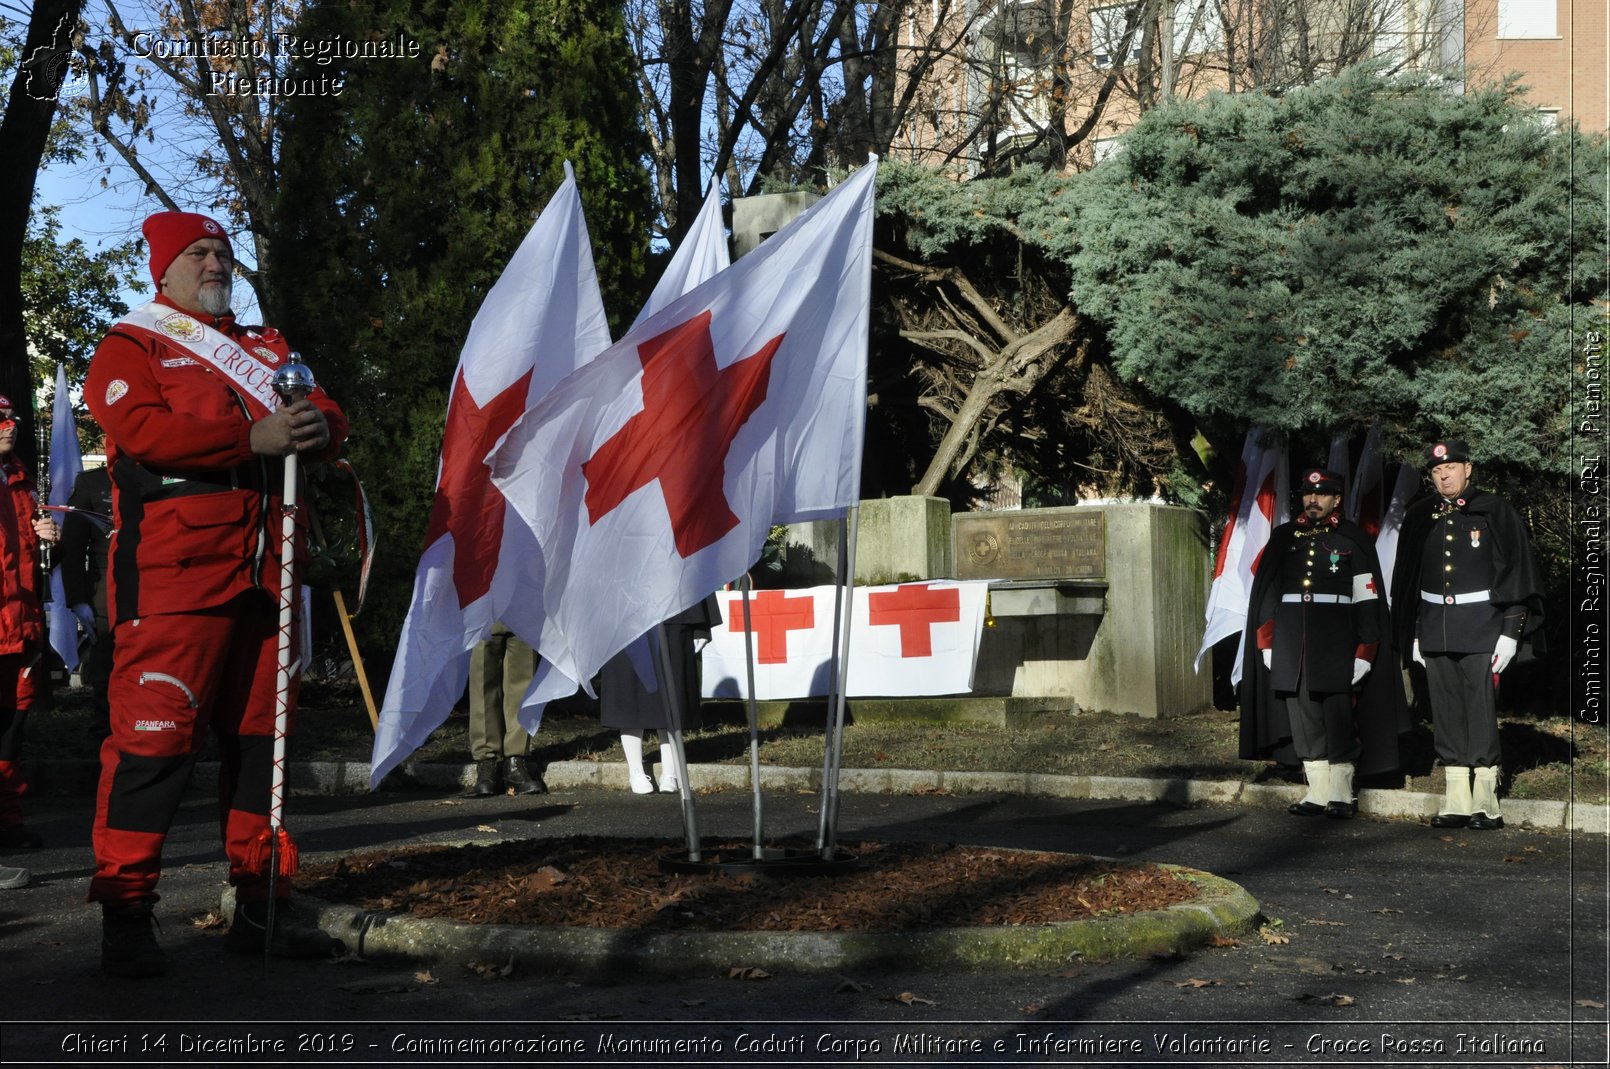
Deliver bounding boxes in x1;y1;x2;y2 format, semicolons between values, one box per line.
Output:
88;592;299;906
0;652;38;828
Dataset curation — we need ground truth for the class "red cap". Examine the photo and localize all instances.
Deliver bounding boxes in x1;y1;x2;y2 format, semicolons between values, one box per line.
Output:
143;211;232;285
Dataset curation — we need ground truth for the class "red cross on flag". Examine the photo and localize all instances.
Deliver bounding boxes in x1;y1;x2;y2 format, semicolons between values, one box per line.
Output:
372;166;612;788
489;161;877;692
702;580;990;699
1195;427;1288;686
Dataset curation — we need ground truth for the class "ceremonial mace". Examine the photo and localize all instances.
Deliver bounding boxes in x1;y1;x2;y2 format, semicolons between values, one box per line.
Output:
261;358;316;955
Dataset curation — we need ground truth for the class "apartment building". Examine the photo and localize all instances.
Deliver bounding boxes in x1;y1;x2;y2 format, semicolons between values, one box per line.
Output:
893;0;1602;173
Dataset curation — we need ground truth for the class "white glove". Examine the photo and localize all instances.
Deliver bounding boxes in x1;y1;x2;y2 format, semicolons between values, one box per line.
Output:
1261;648;1272;670
1491;634;1518;675
1352;657;1370;685
1412;639;1425;667
72;603;96;644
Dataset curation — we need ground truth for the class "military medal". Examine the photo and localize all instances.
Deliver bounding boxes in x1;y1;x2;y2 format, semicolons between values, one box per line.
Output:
1470;529;1481;548
1329;550;1340;573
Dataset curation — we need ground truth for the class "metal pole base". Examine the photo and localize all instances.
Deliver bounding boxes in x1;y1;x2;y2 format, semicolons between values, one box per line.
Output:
657;846;860;877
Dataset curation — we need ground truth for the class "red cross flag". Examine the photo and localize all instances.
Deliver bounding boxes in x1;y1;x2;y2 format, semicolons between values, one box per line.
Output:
1195;427;1288;686
371;166;612;787
702;580;990;699
489;161;877;692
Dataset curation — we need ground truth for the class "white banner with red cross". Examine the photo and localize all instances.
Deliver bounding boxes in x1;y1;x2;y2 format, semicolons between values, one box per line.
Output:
701;579;991;699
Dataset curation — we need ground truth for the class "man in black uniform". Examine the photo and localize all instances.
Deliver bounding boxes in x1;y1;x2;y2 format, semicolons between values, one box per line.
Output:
1240;468;1405;818
1392;440;1545;830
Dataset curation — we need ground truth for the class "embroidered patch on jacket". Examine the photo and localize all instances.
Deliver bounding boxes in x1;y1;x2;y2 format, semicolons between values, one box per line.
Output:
134;719;178;732
104;379;129;405
155;312;205;343
160;356;200;368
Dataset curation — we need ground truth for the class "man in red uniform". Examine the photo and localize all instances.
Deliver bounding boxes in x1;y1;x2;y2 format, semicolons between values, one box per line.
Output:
0;396;59;876
85;211;349;977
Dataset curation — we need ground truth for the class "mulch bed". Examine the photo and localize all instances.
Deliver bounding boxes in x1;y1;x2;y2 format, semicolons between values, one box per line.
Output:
297;837;1201;932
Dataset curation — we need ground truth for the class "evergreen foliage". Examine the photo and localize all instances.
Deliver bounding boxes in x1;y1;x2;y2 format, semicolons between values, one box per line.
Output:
272;0;652;652
1052;66;1600;471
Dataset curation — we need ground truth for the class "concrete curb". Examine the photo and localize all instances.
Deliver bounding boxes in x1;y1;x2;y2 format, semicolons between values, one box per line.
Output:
26;757;1609;836
231;863;1261;975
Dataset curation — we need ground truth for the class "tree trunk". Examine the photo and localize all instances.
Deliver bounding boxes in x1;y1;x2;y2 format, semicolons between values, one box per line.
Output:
0;0;84;463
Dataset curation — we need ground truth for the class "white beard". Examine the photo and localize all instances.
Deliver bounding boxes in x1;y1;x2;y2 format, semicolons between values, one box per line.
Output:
196;282;233;317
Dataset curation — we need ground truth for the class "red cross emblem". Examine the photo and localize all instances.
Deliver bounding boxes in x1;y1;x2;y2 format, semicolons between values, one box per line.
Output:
422;368;534;609
584;311;783;558
725;590;816;664
867;583;961;657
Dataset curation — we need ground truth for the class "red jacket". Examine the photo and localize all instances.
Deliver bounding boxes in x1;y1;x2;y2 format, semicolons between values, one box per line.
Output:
86;296;349;624
0;455;43;655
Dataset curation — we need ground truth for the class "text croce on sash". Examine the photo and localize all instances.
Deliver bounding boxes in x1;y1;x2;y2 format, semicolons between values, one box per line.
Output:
117;302;287;418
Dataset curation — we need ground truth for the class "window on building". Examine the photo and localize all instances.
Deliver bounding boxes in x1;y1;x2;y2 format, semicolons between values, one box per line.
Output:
1496;0;1557;38
1171;0;1223;57
1091;3;1145;67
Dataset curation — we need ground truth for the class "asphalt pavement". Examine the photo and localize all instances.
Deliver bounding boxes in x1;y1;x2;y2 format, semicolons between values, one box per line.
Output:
1;776;1605;1067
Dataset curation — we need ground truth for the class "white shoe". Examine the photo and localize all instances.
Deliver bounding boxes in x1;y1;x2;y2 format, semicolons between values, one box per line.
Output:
628;771;655;795
657;773;680;794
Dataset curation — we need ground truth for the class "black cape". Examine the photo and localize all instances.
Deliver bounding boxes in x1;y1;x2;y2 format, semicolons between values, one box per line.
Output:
1389;488;1547;660
1238;517;1410;776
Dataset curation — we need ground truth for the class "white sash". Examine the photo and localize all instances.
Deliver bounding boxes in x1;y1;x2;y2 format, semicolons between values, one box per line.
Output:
116;302;286;418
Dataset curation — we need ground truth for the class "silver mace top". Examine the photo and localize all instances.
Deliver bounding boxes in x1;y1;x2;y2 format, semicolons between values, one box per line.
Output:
272;357;316;404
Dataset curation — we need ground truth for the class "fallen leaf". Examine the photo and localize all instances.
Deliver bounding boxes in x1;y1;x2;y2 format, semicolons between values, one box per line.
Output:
1296;992;1356;1006
1259;926;1291;945
465;961;513;980
191;912;228;931
1501;854;1530;864
1019;1000;1048;1014
1210;934;1240;947
1394;977;1416;984
414;969;439;984
835;978;872;993
728;966;771;981
891;991;937;1006
1175;977;1220;988
1576;999;1606;1009
476;824;499;834
1368;908;1402;915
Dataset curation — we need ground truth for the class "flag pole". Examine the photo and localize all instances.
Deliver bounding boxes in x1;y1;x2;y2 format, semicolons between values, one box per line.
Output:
815;519;848;851
738;574;765;859
820;505;859;860
261;359;316;960
654;622;700;862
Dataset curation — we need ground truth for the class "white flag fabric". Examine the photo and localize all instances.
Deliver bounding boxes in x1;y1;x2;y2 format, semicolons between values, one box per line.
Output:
489;160;877;692
703;580;989;699
371;166;612;788
46;363;83;669
1375;461;1420;606
518;180;735;712
1195;428;1288;686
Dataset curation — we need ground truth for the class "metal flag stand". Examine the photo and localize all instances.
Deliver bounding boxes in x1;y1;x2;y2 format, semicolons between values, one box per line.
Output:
659;508;861;877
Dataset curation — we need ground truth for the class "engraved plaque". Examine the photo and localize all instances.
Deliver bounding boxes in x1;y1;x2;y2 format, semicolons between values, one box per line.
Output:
952;508;1106;580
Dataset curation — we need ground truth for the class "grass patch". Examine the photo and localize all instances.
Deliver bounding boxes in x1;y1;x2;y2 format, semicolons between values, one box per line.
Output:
24;676;1606;806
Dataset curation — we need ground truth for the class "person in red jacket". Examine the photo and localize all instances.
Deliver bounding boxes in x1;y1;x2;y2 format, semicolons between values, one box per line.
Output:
0;396;59;879
85;211;349;977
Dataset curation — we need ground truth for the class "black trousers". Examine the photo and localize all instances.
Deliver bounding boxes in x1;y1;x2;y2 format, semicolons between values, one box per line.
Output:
1283;690;1361;763
1423;653;1501;767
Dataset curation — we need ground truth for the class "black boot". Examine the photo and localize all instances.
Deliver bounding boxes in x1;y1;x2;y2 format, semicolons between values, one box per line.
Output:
502;755;546;795
101;901;166;978
223;899;341;958
471;758;501;797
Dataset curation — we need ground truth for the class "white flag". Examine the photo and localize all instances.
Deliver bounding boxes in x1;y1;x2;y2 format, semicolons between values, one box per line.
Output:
1195;428;1288;686
46;364;83;669
516;180;735;714
489;161;877;691
371;165;612;788
1375;460;1420;606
